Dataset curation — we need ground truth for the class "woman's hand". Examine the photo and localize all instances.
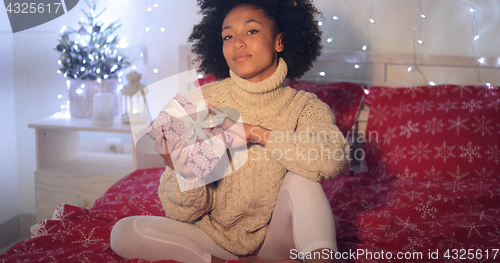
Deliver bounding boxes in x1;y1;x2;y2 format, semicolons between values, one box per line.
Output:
155;131;197;180
208;104;271;147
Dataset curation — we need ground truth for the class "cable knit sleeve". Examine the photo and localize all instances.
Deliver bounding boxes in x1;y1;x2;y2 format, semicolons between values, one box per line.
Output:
264;96;350;181
158;169;213;222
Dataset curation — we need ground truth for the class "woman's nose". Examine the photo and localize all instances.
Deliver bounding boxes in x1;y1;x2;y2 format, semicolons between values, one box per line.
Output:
233;36;245;50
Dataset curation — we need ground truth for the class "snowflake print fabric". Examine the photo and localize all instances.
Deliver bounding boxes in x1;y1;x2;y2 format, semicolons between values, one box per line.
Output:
363;84;500;180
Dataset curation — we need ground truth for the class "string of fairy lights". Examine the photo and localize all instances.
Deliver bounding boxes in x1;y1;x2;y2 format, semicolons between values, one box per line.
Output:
408;0;429;85
56;0;493;111
453;0;489;86
317;0;376;84
315;0;492;87
139;1;210;78
141;1;162;75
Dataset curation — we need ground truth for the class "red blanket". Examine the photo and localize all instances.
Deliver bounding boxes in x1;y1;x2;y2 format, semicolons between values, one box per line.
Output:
1;168;499;262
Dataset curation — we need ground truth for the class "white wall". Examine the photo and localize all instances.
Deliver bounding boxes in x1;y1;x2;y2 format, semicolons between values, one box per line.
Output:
0;22;20;225
315;0;500;56
1;0;499;219
305;0;500;84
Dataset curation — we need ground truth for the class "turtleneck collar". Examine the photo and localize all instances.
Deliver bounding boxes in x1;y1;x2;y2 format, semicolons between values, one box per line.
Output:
229;57;289;108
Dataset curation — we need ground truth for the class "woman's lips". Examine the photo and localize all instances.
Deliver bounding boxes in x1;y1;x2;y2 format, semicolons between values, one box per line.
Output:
234;55;251;63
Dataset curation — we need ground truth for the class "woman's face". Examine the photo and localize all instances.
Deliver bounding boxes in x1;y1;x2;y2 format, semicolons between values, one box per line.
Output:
222;5;284;83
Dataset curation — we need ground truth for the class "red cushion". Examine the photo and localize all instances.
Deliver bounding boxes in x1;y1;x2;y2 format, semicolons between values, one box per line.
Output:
285;81;366;137
195;74;217;87
362;85;500;179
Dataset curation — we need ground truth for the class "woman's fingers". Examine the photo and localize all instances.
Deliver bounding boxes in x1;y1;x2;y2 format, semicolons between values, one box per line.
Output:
207;105;247;147
154;132;175;169
220;117;237;130
154;130;195;178
155;132;166;154
208;104;233;129
209;105;244;132
178;147;190;166
168;140;196;178
169;140;187;160
208;104;221;114
164;155;174;169
166;136;181;154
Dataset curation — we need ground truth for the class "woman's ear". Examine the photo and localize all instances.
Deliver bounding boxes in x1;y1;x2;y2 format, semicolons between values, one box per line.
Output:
275;33;284;52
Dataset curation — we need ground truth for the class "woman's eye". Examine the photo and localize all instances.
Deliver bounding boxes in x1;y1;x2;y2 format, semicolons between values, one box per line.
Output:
223;35;232;41
247;30;259;35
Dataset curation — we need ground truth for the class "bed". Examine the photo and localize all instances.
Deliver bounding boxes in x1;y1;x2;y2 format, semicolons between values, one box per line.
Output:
2;50;500;262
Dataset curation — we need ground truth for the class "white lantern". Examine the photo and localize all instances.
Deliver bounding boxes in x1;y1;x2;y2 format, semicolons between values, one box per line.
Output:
121;71;148;123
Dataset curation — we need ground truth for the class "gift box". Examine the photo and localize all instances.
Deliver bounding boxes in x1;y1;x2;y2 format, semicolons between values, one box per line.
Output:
147;93;232;179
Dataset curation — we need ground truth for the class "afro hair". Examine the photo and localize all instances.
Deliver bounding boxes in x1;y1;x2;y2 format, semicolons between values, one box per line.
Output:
188;0;323;81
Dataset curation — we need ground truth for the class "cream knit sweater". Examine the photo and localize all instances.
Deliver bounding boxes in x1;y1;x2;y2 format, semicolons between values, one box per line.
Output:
158;57;349;256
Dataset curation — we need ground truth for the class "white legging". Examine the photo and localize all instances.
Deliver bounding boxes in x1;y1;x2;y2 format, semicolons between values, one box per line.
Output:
110;171;337;262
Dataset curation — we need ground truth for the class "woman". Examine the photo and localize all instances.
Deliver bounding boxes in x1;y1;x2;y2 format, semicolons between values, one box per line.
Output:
111;1;349;262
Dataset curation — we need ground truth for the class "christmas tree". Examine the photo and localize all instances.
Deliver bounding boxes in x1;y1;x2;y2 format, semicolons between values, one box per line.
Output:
55;0;130;81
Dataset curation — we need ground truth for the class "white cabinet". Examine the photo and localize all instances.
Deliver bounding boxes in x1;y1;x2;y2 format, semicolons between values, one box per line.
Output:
28;114;165;222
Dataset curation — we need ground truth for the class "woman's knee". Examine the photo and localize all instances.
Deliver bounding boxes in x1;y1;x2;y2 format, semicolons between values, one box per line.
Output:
282;171;324;197
280;171;332;219
110;216;141;258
